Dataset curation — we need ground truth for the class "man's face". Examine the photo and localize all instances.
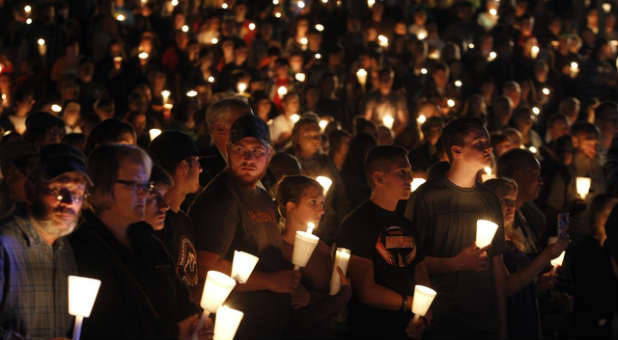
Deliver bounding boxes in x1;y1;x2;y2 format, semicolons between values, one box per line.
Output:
377;158;414;201
297;126;321;157
228;138;271;186
289;186;325;227
32;174;87;238
456;127;492;170
514;162;542;203
109;160;150;224
144;183;169;231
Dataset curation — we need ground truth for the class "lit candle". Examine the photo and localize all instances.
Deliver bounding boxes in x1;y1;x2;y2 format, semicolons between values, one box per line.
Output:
237;82;248;94
186;89;198;98
367;0;375;8
417;114;426;125
489;8;498;16
569;61;579;78
476;219;498;248
211;37;219;45
314;53;322;60
51;104;62;113
113;56;123;70
529;146;537;154
307;222;316;234
329;248;351;295
315;24;324;32
171;0;179;6
411;285;437;322
532;106;540;115
542;87;550;96
213;306;244;340
602;2;611;12
138;51;149;60
37;38;46;56
295;73;306;82
297;0;306;9
273;0;279;4
274;10;282;18
24;5;32;14
319;119;328;132
221;2;229;9
68;276;102;340
530;45;540;59
468;42;475;49
420;67;428;75
382;114;395;129
292;230;320;270
181;25;189;33
115;13;126;22
231;250;259;284
378;35;389;48
149;128;162;141
161;90;170;105
487;51;497;61
194;271;237;339
447;98;456;108
290;113;300;123
300;37;308;50
481;166;495;182
26;18;32;25
277;86;288;97
356;68;368;86
416;29;427;40
208;76;215;83
411;178;426;192
550;250;565;274
454;80;462;88
316;176;332;196
248;22;256;31
575;176;591;199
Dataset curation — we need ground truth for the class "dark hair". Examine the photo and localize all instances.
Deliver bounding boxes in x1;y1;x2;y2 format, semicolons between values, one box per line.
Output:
150;164;174;187
365;145;408;188
329;129;351;156
571;121;600;139
438;117;486;161
497;148;538;178
546;113;569;128
275;175;322;217
85;119;136;155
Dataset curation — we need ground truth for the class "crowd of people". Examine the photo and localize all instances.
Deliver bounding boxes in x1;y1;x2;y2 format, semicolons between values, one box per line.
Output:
0;0;616;339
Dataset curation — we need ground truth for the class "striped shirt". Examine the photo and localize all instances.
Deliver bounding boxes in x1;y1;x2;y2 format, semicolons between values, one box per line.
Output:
0;213;76;339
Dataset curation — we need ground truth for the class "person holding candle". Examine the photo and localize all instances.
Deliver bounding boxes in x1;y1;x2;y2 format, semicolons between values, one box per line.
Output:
190;114;300;339
275;175;352;338
270;92;302;150
336;145;430;339
69;144;208;339
148;131;202;297
0;144;90;338
364;69;408;137
409;118;508;339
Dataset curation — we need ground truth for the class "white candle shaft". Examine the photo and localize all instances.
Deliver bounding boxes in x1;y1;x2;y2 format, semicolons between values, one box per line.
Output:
192;311;209;340
329;251;350;295
73;316;83;340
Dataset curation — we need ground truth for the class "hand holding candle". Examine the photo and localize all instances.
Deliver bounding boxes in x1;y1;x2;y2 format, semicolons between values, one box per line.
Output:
329;248;351;295
292;228;320;271
68;275;102;340
411;285;437;322
231;251;259;284
476;219;498;249
194;271;237;339
575;177;591;200
550;251;565;274
214;306;244;340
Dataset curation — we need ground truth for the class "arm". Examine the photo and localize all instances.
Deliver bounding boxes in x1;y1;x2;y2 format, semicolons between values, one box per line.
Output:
492;255;508;340
348;255;410;311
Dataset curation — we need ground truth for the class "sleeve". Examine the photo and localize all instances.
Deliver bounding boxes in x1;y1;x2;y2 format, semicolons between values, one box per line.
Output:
189;191;240;256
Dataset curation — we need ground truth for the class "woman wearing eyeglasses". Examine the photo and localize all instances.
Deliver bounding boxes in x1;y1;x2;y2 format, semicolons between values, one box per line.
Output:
69;144;211;339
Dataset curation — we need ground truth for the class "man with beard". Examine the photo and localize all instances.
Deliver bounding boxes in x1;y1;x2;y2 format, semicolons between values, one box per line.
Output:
0;144;90;338
190;114;300;339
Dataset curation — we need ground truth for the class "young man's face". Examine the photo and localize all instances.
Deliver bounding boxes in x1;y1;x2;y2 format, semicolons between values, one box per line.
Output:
228;137;271;186
31;173;87;238
288;186;325;227
181;156;202;193
109;160;150;224
456;127;492;170
144;183;169;231
377;157;414;201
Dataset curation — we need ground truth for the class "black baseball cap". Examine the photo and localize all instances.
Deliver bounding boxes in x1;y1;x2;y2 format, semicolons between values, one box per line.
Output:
149;130;200;175
39;144;91;184
229;114;270;146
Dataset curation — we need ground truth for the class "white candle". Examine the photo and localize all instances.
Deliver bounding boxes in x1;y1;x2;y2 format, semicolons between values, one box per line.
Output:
37;38;47;56
411;285;437;322
138;51;149;60
200;271;237;314
316;176;332;196
51;104;62;113
214;306;244;340
300;37;308;50
319;119;328;131
530;45;540;59
356;68;368;86
416;29;427;40
367;0;375;8
237;82;248;94
248;22;256;31
382;114;395;129
487;51;497;61
378;35;388;48
290;113;300;123
476;219;498;248
454;80;462;88
292;231;319;270
277;86;288;97
489;8;498;16
295;73;306;82
575;177;591;199
569;61;579;78
68;275;102;340
542;87;550;96
314;53;322;60
447;98;456;108
231;251;259;284
149;128;162;141
420;67;428;75
186;89;198;98
417;114;426;125
161;90;170;105
532;106;540;115
551;250;565;268
411;178;426;192
329;248;351;295
315;24;324;32
181;25;189;33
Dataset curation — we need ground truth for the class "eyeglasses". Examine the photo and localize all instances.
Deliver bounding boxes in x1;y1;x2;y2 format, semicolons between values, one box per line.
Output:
114;179;154;194
44;187;87;203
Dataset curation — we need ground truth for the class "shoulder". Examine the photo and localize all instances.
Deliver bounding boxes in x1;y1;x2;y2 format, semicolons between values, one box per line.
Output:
0;215;31;247
190;173;237;210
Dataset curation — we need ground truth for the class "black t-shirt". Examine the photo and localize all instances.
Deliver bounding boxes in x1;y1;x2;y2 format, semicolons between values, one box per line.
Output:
410;177;505;335
154;210;199;289
189;171;292;339
336;200;422;339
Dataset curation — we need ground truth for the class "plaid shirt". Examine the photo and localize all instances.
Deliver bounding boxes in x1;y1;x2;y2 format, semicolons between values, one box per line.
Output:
0;213;76;339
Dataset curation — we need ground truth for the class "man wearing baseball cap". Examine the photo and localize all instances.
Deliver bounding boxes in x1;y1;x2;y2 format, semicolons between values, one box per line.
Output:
149;130;202;298
190;114;300;339
0;144;90;338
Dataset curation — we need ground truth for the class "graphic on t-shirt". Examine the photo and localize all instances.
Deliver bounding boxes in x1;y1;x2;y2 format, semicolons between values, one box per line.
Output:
375;226;417;267
177;236;198;287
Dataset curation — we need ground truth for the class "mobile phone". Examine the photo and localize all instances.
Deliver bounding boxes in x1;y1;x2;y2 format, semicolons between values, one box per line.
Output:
557;212;569;239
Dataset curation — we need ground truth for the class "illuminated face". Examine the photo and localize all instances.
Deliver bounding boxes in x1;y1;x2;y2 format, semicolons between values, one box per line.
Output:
287;186;325;227
228;138;271;186
376;158;413;201
456;127;492;170
296;126;321;157
109;160;151;224
144;183;169;231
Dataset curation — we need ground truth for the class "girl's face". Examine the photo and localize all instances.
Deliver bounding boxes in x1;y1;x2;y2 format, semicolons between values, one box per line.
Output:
499;190;517;229
288;186;325;228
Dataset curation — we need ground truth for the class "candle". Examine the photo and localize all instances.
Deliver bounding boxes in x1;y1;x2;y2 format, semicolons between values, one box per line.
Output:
447;98;456;108
356;68;368;86
532;106;540;115
248;22;256;31
411;285;437;322
138;51;149;60
213;306;244;340
468;42;475;49
542;87;550;96
208;76;215;83
529;146;537;154
231;251;259;284
300;37;308;50
297;0;306;9
602;2;611;12
68;275;102;340
314;53;322;60
199;271;237;314
476;219;498;248
420;67;428;75
149;129;162;141
329;248;351;295
569;62;579;78
367;0;375;8
211;37;219;45
378;35;388;48
51;104;62;113
186;89;198;98
237;82;248;94
222;2;229;9
24;5;32;14
411;178;426;192
316;176;332;196
26;18;32;24
487;51;497;61
292;231;320;270
307;222;315;234
551;251;565;268
382;114;395;129
171;0;179;6
319;119;328;132
530;45;540;59
489;8;498;16
277;86;288;97
37;38;47;56
416;29;427;40
161;90;170;105
315;24;324;32
113;56;123;70
575;176;591;199
115;13;126;22
481;166;495;182
181;25;189;33
290;114;301;124
454;80;462;88
273;0;279;4
417;114;426;125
